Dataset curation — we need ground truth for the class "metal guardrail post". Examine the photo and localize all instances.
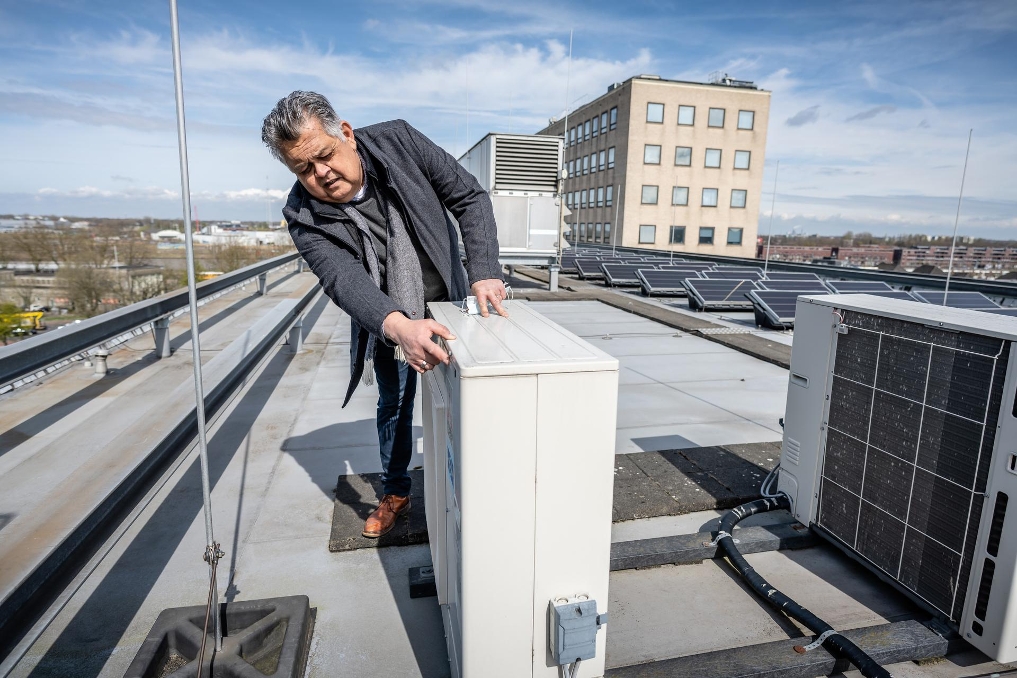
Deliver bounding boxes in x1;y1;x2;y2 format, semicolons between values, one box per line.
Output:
257;272;268;296
549;265;560;293
152;317;172;359
295;258;305;273
287;316;304;353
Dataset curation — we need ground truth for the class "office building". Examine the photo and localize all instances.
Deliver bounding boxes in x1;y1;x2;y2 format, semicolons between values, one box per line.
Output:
539;74;770;256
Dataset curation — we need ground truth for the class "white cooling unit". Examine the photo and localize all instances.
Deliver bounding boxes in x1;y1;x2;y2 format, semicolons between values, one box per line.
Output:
778;294;1017;661
421;301;619;677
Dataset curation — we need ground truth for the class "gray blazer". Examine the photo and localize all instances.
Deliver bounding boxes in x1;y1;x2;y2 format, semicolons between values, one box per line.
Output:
283;119;501;405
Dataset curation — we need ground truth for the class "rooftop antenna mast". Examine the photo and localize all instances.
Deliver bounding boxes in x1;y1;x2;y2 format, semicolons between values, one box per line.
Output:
169;0;224;660
556;29;573;265
943;129;972;305
762;159;780;280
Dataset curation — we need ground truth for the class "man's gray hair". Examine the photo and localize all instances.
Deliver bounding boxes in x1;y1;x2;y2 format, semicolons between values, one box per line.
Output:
261;91;345;162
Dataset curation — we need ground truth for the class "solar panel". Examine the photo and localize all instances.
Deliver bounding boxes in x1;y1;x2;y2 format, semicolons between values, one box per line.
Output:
703;270;764;281
636;270;695;296
575;258;610;279
757;279;830;292
657;266;704;275
659;262;714;272
761;272;823;282
825;280;894;293
747;289;803;328
713;266;763;274
982;307;1017;317
683;279;759;311
838;290;921;301
911;291;1001;309
602;263;653;287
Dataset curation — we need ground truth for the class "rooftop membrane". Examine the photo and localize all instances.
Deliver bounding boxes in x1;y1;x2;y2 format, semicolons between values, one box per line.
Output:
1;270;1013;677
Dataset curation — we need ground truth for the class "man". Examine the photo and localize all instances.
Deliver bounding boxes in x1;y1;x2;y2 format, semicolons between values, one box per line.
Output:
261;91;507;538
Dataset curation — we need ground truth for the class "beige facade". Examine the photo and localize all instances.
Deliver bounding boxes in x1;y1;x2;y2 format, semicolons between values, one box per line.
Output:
540;75;770;257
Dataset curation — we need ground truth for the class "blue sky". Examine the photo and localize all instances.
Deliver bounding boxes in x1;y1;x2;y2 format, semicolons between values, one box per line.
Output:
0;0;1015;237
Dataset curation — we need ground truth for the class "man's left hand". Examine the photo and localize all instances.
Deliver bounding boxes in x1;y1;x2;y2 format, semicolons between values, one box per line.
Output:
471;278;509;318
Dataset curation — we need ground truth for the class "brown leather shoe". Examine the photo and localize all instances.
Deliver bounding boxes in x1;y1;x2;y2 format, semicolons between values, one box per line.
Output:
362;494;411;538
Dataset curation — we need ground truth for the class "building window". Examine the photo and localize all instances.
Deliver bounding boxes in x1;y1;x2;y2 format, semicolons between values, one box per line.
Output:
727;227;744;245
595;223;603;242
604;222;611;242
639;224;656;244
731;189;747;208
702;188;718;207
699;227;715;244
592;116;599;137
644;144;662;164
598;150;605;170
704;148;721;168
568;160;574;177
678;105;695;126
597;187;604;207
672;186;689;206
590;153;597;173
708;108;725;128
584;120;591;140
610;107;618;129
581;189;587;208
669;225;685;244
583;156;589;174
675;146;692;166
579;223;587;241
734;150;750;170
570;127;577;145
641;185;659;204
600;112;608;133
566;192;573;208
606;185;613;206
737;110;755;130
646;102;664;123
607;147;615;169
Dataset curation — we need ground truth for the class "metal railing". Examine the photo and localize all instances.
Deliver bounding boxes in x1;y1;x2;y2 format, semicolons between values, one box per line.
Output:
0;252;301;390
565;243;1017;300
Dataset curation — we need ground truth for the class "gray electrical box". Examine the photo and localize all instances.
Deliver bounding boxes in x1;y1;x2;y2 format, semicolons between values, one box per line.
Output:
549;597;607;666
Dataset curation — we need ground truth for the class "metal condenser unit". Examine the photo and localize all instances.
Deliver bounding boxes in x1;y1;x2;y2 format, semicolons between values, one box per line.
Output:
778;293;1017;661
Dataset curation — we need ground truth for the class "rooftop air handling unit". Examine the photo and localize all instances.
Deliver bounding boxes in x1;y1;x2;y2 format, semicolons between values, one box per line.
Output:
459;133;564;265
777;293;1017;662
421;300;618;677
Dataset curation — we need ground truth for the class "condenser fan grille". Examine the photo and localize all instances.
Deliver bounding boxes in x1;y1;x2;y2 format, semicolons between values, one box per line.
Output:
817;311;1010;622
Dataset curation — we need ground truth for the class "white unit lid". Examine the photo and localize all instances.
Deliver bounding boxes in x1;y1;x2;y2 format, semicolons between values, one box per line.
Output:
427;301;619;377
801;293;1017;341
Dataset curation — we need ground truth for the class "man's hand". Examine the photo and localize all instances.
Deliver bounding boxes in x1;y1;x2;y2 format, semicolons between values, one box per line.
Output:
471;278;509;318
383;312;456;374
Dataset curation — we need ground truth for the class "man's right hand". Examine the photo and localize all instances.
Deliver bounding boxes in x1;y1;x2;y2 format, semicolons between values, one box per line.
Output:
383;312;456;374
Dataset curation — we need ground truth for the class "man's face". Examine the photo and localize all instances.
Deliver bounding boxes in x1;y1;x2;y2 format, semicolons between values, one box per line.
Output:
280;117;363;203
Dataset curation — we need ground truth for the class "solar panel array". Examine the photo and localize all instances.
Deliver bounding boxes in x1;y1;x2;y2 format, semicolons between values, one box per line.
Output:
558;247;1015;329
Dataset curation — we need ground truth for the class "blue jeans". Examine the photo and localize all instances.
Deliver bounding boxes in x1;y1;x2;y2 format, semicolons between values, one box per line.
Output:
374;342;417;497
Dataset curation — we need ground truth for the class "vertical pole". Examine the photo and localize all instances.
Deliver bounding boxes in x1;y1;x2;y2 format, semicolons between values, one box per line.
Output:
670;175;678;264
944;129;973;305
611;184;622;257
763;160;780;280
556;29;573;266
168;0;222;652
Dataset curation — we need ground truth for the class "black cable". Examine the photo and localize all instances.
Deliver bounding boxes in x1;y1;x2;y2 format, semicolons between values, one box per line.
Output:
715;495;893;678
